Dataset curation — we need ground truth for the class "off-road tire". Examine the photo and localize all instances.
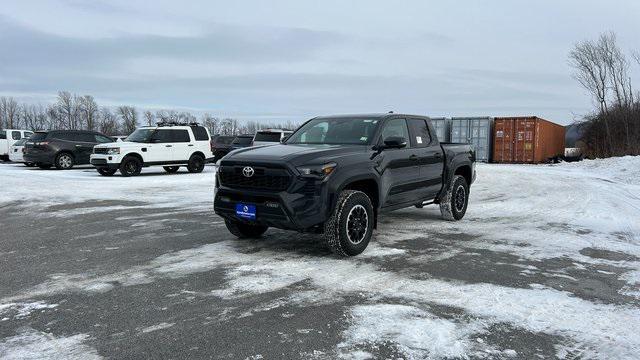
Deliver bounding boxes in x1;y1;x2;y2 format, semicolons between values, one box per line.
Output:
225;220;268;238
97;168;117;176
119;156;142;177
54;152;74;170
187;154;205;173
37;163;52;169
163;166;180;173
439;175;469;221
324;190;374;257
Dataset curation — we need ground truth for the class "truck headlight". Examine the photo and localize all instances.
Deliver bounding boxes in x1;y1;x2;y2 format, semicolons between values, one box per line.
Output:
296;162;337;179
106;148;120;155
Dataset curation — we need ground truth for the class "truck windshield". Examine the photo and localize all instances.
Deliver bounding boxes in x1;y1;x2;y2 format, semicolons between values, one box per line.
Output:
126;129;155;142
286;118;379;145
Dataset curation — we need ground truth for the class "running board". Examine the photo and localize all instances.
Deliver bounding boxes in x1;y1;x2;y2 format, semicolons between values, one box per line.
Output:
415;201;434;209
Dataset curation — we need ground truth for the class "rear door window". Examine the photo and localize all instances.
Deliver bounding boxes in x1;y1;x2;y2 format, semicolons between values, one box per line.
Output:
11;131;21;140
192;126;209;141
407;119;431;147
151;130;173;143
76;133;97;142
24;131;33;138
30;132;48;141
52;132;75;141
171;130;191;142
254;132;282;142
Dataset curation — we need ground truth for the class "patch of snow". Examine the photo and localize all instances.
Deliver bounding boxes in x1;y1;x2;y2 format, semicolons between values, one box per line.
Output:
140;322;175;333
0;327;101;360
0;301;58;319
339;304;484;359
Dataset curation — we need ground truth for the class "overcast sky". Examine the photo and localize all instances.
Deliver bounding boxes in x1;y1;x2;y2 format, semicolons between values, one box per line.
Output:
1;0;639;124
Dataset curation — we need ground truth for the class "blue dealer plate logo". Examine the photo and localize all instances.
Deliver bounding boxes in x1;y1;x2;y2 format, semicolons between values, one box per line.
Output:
235;203;256;220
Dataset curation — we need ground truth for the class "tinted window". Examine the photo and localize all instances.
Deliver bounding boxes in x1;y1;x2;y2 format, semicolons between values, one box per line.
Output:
287;119;379;145
214;136;235;145
407;119;431;147
232;136;253;145
172;130;190;142
76;133;97;142
254;132;282;142
380;118;409;143
11;131;21;140
51;132;75;141
0;130;5;139
94;135;113;143
24;132;33;138
192;126;209;141
126;128;155;142
30;132;48;141
151;130;172;143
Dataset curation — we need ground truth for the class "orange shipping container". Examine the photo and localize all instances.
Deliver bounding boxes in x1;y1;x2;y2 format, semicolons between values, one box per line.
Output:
492;116;565;164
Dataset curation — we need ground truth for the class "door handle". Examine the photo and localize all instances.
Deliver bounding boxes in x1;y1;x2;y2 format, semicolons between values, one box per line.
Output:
409;154;418;161
165;145;173;147
188;144;194;147
434;152;443;158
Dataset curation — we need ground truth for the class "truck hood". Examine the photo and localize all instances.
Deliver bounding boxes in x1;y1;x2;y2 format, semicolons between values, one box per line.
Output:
223;144;367;166
95;141;142;149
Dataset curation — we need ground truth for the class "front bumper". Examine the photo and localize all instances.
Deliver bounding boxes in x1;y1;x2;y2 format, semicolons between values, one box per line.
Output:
90;154;123;168
214;180;331;231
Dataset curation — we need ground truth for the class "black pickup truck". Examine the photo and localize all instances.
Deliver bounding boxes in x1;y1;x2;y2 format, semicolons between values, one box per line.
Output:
214;114;476;256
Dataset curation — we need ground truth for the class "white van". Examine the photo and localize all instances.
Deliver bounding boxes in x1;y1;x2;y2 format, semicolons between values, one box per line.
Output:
252;129;293;146
0;129;34;161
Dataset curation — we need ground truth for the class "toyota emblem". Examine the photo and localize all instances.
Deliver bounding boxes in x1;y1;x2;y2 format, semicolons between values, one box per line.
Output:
243;205;249;212
242;166;255;178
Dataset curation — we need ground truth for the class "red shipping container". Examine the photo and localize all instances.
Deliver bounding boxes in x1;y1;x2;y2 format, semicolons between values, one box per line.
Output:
493;116;565;164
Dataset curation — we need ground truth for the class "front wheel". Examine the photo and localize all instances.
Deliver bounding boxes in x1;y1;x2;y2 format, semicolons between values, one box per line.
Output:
324;190;374;257
119;156;142;177
225;220;268;238
439;175;469;221
187;154;205;173
163;166;180;173
97;168;117;176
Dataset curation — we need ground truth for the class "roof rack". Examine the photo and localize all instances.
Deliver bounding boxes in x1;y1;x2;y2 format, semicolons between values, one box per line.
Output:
156;121;201;127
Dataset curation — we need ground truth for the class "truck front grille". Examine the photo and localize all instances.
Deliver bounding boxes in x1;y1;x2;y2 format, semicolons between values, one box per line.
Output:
94;148;109;154
218;165;291;191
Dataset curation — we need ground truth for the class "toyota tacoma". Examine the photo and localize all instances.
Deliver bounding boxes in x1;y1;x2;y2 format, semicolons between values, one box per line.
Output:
214;114;476;256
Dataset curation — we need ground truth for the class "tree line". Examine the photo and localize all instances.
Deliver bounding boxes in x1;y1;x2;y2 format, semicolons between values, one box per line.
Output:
0;91;299;137
569;32;640;158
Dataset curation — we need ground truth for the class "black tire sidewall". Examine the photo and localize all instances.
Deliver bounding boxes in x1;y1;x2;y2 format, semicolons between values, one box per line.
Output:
119;157;141;176
98;168;117;176
187;154;205;173
450;176;469;220
335;191;374;256
55;153;74;170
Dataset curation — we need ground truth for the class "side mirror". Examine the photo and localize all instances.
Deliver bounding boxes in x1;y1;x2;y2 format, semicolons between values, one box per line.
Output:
382;136;407;149
280;135;290;143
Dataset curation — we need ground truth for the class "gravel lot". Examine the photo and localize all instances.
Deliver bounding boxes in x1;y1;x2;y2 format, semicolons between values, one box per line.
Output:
1;159;639;359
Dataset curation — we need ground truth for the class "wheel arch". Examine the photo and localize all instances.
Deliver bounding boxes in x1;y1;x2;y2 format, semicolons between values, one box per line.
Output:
122;152;144;164
339;177;380;228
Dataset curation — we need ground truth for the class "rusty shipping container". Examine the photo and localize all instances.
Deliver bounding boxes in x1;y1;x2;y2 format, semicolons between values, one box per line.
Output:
493;116;565;163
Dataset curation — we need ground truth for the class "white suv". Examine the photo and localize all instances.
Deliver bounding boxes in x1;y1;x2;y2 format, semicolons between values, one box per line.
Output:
90;123;213;176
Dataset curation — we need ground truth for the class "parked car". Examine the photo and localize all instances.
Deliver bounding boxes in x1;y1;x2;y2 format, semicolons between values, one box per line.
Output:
90;122;213;176
0;129;34;161
8;138;35;166
230;134;255;151
252;129;293;146
23;130;114;169
211;135;236;163
214;114;476;256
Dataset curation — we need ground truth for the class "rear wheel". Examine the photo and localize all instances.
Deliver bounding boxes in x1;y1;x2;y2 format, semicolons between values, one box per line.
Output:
119;156;142;177
225;220;268;238
439;175;469;221
37;163;52;169
97;168;117;176
55;153;74;170
187;154;205;173
324;190;374;257
163;166;180;173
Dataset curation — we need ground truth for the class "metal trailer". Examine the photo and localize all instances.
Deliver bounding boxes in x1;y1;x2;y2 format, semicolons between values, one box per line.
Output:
429;117;451;143
449;117;493;162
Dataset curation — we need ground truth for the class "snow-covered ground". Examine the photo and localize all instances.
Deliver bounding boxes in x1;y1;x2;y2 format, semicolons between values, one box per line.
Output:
0;158;639;359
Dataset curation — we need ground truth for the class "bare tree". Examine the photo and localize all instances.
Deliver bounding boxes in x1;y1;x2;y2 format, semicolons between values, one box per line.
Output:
143;111;155;126
79;95;99;131
118;106;138;135
201;113;219;135
98;108;120;136
0;97;19;129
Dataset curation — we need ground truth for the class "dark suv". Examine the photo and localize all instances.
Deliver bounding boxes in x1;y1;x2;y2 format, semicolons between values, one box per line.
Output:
210;135;236;162
24;130;114;169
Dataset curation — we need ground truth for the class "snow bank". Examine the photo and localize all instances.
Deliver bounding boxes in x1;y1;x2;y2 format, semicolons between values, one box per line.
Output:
0;328;101;360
